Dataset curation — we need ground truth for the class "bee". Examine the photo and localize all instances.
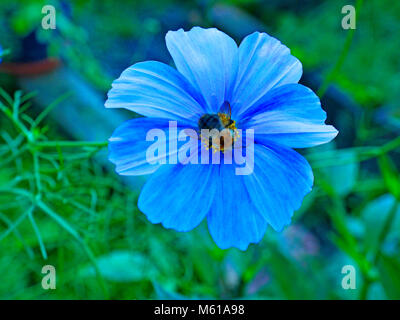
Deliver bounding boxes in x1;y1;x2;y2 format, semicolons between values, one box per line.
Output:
196;101;239;152
198;113;227;131
198;101;234;131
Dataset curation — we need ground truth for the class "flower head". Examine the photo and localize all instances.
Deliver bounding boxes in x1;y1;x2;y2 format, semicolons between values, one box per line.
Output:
105;27;338;250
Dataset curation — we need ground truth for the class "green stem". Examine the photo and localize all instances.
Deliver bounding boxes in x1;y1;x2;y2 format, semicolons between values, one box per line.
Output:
359;200;399;299
374;201;399;259
380;136;400;154
32;92;73;129
0;210;30;241
308;135;400;168
36;200;109;299
317;0;363;97
34;140;108;148
0;103;33;142
28;206;48;260
33;152;42;195
0;185;109;298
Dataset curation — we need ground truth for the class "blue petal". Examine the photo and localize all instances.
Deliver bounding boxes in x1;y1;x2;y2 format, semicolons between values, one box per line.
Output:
108;118;191;176
105;61;206;125
207;164;268;251
166;27;239;113
138;163;219;232
242;143;313;232
207;143;313;250
232;32;302;119
242;84;338;148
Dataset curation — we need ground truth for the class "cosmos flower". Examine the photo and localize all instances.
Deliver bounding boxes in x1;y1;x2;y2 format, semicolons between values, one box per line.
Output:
105;27;338;250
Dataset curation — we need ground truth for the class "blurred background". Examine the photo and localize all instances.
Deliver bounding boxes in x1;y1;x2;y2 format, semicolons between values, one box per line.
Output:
0;0;399;299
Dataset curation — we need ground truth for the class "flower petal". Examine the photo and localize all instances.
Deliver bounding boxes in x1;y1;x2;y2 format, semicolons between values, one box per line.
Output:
138;163;219;232
166;27;239;113
242;84;338;148
108;118;191;176
242;143;314;232
207;142;313;250
207;163;268;250
105;61;205;125
232;32;302;119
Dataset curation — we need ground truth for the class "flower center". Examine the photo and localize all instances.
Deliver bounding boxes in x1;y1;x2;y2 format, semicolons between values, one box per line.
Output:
198;112;239;153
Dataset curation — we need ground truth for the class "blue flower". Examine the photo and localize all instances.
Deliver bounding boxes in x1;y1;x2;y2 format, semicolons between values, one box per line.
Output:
105;27;338;250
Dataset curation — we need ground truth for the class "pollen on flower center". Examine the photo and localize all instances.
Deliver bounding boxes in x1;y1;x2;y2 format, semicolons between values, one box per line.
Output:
198;112;240;153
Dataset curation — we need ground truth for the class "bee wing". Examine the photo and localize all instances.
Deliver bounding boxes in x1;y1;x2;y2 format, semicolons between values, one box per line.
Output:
218;101;232;118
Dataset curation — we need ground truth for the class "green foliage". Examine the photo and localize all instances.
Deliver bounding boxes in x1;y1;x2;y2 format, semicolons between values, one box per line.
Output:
276;0;400;107
0;0;400;301
378;155;400;200
378;254;400;299
81;250;158;282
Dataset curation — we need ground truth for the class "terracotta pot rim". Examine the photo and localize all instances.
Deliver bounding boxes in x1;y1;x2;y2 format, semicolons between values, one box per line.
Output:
0;58;61;76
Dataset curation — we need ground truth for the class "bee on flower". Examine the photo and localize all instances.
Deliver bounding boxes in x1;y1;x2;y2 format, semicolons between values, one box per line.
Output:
105;27;338;250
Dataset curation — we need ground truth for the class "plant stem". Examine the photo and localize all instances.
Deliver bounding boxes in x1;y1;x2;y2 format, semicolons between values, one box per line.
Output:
34;140;108;148
37;200;109;299
359;200;399;299
317;0;363;97
309;135;400;168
